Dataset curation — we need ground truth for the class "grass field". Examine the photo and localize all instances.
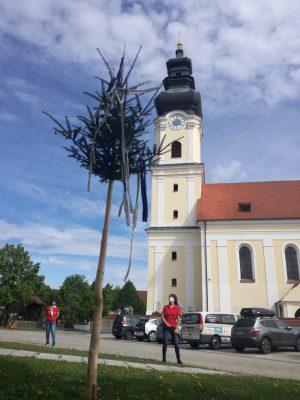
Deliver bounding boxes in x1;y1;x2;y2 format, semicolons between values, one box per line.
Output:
0;340;196;368
0;355;300;400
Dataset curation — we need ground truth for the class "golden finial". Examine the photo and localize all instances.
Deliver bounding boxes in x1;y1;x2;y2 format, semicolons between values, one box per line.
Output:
177;30;182;49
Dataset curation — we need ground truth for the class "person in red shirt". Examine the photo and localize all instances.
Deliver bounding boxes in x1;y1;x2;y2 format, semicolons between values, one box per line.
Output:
161;293;182;364
45;298;60;346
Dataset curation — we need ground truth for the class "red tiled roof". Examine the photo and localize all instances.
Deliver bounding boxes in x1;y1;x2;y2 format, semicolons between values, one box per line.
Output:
197;180;300;221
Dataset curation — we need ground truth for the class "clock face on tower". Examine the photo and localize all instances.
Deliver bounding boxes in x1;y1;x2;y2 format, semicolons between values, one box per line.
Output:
169;114;185;130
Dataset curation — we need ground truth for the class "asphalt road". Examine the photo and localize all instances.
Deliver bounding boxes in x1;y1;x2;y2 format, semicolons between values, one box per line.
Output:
1;329;300;380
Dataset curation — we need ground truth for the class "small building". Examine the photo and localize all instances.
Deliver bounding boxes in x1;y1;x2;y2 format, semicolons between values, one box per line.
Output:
23;295;44;321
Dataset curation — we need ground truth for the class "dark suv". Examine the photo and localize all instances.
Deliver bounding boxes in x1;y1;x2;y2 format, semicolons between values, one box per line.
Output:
231;308;300;354
112;315;143;340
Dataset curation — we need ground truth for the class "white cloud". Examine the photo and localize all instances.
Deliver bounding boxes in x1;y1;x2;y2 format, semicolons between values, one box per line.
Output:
1;1;300;112
103;262;147;290
0;111;18;122
0;219;147;261
15;181;120;218
0;218;148;289
211;160;247;182
47;256;94;271
41;258;147;290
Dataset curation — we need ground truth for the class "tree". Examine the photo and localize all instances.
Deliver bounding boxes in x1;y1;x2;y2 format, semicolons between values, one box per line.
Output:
110;285;121;312
45;47;171;400
102;283;113;316
0;244;41;326
33;275;54;305
91;282;113;316
116;280;145;314
58;274;93;328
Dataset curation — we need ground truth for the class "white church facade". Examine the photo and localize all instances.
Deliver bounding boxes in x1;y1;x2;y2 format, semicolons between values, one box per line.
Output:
146;43;300;318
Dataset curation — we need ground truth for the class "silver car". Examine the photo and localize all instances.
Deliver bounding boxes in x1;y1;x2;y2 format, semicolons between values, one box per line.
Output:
231;308;300;354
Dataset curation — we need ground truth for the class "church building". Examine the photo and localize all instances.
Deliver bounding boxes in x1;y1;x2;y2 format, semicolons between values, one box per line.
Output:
146;42;300;318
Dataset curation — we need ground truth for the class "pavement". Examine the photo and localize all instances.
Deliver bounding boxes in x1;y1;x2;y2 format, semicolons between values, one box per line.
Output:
1;329;300;380
0;347;229;376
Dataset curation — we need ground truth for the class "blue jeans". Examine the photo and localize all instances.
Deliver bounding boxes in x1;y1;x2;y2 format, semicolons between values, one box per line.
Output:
162;324;180;361
45;321;56;345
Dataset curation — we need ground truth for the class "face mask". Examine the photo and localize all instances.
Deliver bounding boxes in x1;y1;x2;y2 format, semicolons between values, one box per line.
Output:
169;297;175;304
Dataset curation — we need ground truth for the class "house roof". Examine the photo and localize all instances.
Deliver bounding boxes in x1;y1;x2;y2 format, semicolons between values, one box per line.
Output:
197;180;300;221
280;284;300;302
31;295;43;305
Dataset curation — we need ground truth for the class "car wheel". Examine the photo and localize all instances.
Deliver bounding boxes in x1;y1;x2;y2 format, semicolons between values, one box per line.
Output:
124;330;133;340
114;335;122;339
209;335;221;350
295;337;300;352
259;337;272;354
148;331;157;342
234;346;245;353
189;342;200;349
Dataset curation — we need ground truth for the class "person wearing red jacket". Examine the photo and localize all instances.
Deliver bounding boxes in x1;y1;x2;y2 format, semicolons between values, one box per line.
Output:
161;293;183;364
45;298;59;346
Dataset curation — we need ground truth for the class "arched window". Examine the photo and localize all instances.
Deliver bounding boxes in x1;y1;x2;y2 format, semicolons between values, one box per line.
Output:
172;251;177;261
171;141;181;158
173;184;178;192
239;245;254;281
171;278;177;287
285;245;300;281
173;210;178;219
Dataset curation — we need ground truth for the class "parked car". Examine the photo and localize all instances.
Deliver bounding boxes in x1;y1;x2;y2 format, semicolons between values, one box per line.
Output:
231;307;300;354
112;315;143;340
156;320;183;343
135;317;161;342
181;311;240;350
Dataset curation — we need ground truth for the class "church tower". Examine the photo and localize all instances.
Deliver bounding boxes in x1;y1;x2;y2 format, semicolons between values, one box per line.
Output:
146;42;204;314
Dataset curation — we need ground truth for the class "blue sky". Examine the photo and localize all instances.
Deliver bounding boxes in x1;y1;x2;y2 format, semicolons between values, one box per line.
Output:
0;0;299;290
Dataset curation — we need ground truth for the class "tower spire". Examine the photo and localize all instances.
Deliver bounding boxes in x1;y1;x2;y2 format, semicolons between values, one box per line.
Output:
176;31;184;57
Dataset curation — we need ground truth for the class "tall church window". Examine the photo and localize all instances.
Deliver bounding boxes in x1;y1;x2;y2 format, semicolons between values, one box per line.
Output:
239;245;254;281
173;210;178;219
172;251;177;261
285;245;300;281
171;278;177;287
171;141;181;158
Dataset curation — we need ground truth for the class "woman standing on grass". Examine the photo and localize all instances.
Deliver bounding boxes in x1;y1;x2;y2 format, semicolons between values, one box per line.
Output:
161;293;182;364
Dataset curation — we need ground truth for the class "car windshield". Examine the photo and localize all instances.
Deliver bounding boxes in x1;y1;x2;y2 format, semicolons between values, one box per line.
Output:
221;314;236;325
205;314;221;324
182;313;199;324
274;320;286;329
235;318;255;327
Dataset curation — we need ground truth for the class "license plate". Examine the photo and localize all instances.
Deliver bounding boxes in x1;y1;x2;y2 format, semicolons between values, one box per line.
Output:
222;337;230;342
135;331;144;336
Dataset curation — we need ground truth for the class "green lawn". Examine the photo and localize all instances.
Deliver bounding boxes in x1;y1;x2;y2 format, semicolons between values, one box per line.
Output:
0;341;196;368
0;356;299;400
